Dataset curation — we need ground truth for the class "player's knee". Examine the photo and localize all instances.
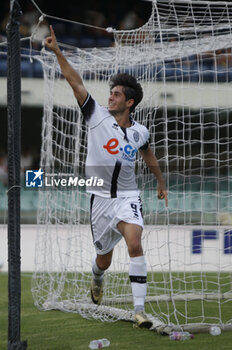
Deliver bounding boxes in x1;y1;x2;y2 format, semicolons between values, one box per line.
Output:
97;261;111;270
128;241;143;257
96;256;112;270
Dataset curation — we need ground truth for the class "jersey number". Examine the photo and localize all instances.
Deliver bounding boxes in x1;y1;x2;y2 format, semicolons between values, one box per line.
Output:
131;203;139;218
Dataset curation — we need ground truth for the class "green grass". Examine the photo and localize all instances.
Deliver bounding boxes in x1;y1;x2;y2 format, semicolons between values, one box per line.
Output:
1;273;232;350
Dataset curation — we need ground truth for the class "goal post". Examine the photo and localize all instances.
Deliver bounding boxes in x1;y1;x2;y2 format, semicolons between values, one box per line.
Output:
7;0;27;349
32;0;232;333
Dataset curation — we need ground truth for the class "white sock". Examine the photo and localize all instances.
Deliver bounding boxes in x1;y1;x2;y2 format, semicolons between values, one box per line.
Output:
129;255;147;313
92;257;104;286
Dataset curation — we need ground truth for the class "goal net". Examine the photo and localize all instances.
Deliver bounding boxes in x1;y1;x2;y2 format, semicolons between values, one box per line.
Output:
31;0;232;332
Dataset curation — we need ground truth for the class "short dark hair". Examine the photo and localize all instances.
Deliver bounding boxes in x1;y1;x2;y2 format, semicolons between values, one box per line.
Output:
109;73;143;112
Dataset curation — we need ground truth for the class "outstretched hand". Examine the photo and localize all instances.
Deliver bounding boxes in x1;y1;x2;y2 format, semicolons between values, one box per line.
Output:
44;25;59;53
157;181;168;207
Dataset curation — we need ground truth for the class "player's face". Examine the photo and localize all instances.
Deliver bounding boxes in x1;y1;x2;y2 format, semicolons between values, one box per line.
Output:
108;86;131;115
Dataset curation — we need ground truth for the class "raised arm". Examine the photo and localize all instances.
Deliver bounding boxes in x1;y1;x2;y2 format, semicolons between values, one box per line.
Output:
44;25;88;106
139;146;168;207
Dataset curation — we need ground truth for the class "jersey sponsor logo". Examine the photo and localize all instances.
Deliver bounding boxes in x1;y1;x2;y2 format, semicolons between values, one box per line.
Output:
103;138;138;160
103;138;119;154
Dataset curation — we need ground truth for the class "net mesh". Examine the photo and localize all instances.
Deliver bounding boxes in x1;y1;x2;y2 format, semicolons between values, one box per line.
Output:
26;0;232;331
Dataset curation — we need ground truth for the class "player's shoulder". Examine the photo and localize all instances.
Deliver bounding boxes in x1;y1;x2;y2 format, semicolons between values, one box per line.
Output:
94;98;110;117
132;120;149;135
81;94;109;121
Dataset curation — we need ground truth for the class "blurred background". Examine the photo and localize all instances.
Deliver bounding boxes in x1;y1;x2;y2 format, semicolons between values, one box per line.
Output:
0;0;152;223
0;0;232;225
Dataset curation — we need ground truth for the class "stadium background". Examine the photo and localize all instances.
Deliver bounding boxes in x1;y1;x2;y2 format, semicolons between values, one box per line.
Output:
0;0;231;225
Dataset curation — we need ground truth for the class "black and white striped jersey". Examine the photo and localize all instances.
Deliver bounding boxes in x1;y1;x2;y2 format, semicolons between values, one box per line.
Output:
81;94;149;198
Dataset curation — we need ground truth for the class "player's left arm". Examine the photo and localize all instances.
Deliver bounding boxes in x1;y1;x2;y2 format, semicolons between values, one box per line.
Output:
139;146;168;207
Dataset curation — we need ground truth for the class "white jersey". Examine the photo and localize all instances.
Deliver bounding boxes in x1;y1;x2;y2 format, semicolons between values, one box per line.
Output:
81;94;149;198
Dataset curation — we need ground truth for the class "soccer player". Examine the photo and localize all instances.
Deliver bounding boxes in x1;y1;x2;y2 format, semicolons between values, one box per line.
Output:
45;26;168;329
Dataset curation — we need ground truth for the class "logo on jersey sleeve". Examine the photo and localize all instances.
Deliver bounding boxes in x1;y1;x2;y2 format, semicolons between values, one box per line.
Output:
103;138;137;161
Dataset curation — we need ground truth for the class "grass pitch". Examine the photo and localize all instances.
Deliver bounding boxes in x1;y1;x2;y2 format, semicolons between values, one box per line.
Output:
1;273;232;350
